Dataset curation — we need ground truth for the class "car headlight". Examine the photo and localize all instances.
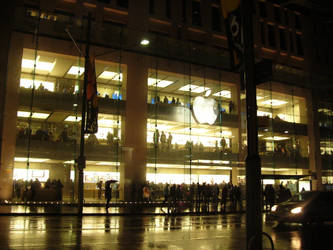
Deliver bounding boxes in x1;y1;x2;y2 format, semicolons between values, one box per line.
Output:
271;205;278;212
290;207;302;214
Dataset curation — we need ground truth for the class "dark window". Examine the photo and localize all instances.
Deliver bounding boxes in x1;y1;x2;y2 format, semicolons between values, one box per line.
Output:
149;0;155;15
289;33;294;53
295;15;301;29
296;34;303;55
279;29;286;51
274;7;281;22
259;2;267;18
260;22;266;44
166;0;171;18
212;7;221;31
284;11;289;25
192;1;201;26
268;25;276;47
117;0;128;8
182;0;187;23
98;0;110;3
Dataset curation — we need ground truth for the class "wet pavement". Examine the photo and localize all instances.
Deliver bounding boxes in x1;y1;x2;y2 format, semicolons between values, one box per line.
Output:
0;214;332;249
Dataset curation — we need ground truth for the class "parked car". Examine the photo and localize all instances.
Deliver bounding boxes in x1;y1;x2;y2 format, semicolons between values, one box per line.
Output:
269;191;333;224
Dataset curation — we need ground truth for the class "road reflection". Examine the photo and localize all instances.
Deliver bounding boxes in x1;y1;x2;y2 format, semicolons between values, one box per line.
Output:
1;215;333;249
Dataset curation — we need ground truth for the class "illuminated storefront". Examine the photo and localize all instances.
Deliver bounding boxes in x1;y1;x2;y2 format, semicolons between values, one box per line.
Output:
1;1;330;202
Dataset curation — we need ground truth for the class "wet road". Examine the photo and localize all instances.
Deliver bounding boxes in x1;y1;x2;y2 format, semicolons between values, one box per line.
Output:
0;214;331;249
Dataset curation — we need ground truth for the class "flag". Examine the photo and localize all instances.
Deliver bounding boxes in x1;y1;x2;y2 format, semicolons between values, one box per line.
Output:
85;57;98;134
220;0;242;70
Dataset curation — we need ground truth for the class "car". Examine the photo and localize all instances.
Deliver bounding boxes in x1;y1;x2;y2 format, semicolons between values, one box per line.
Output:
269;191;333;224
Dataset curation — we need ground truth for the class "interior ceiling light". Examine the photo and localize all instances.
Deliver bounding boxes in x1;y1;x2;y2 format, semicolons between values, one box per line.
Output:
15;157;49;163
64;160;75;164
147;78;173;88
67;66;85;75
65;116;82;122
32;112;50;119
204;89;212;97
96;162;118;166
256;96;264;100
140;39;150;46
263;136;289;141
261;99;288;106
99;71;123;81
213;90;231;98
17;111;50;119
17;111;30;118
178;84;209;93
21;57;56;72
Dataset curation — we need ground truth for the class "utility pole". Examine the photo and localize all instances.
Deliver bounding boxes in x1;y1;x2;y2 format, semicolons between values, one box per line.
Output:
241;0;263;249
77;12;92;215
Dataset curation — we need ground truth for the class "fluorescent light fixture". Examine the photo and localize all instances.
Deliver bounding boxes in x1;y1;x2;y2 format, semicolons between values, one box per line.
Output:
147;78;173;88
191;86;207;93
67;66;85;75
221;130;232;137
17;111;30;118
257;110;272;117
36;61;55;71
261;99;288;106
140;39;150;46
213;90;231;98
96;162;117;166
65;116;82;122
263;136;289;141
32;112;50;119
178;84;209;93
22;58;36;69
17;111;50;119
20;78;55;92
21;57;56;72
205;89;212;97
99;71;123;81
15;157;49;162
256;96;264;100
64;160;75;164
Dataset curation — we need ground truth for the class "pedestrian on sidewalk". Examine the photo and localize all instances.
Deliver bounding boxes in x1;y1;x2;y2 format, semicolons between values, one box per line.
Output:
105;180;112;213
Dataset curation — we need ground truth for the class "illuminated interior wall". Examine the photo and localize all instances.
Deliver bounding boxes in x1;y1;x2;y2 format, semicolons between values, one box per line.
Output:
318;102;333;184
256;82;310;180
146;57;238;184
15;47;125;191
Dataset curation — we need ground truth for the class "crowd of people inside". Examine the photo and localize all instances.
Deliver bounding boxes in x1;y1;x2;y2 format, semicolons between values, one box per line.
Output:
13;178;64;201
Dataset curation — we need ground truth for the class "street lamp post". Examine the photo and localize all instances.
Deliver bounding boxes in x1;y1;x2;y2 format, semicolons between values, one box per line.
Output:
241;1;263;249
77;12;92;215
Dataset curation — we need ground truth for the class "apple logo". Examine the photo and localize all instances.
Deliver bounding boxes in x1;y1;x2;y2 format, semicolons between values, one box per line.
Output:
192;96;218;125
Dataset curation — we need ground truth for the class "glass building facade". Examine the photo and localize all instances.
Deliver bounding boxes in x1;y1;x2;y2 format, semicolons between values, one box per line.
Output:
0;0;332;202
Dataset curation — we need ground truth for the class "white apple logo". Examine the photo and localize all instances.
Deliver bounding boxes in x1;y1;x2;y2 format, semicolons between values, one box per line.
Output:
192;96;218;125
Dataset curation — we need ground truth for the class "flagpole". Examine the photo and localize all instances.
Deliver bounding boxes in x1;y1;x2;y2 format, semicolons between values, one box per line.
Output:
77;12;92;215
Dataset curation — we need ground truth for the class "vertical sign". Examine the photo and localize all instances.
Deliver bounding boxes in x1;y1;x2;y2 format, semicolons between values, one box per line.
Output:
85;57;98;133
220;0;243;70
